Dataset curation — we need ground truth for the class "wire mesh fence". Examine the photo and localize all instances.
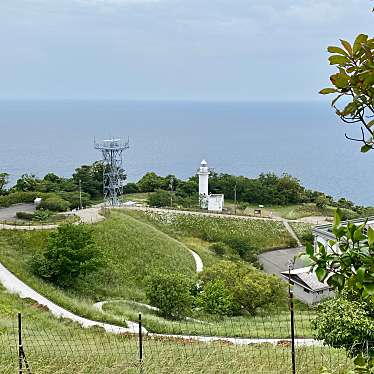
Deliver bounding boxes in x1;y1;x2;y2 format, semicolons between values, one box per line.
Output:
0;303;355;374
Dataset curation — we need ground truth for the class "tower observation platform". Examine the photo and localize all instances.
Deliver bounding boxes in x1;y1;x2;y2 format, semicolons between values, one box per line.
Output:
94;138;129;206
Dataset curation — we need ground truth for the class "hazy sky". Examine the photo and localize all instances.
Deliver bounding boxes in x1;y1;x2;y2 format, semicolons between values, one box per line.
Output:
0;0;372;101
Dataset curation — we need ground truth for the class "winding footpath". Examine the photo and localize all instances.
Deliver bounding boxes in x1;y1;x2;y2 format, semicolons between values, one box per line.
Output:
0;204;321;347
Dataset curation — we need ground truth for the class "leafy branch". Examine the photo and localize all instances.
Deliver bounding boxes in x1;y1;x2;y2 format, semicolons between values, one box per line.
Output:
320;33;374;152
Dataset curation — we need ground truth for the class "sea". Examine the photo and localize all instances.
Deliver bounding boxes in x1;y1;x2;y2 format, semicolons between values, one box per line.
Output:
0;100;373;206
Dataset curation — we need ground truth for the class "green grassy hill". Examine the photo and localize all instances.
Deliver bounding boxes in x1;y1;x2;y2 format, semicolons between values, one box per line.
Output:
123;209;295;251
0;209;319;339
0;211;195;322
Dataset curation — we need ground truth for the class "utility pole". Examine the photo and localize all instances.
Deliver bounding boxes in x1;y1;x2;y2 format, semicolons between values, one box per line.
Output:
79;179;83;209
234;183;237;215
169;177;174;208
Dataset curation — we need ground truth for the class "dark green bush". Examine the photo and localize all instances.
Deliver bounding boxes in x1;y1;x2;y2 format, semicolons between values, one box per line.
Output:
0;191;38;207
339;208;359;221
145;272;194;319
209;242;229;256
16;211;35;220
33;209;52;221
197;280;236;316
123;183;139;194
31;224;101;288
312;295;374;357
58;191;91;209
147;190;171;207
301;231;314;244
223;238;258;263
38;197;70;212
199;261;286;315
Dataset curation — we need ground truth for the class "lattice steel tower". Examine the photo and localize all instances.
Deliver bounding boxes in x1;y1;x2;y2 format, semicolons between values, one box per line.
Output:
94;138;129;206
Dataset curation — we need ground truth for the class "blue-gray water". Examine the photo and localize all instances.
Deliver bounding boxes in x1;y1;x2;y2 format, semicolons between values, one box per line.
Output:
0;100;373;205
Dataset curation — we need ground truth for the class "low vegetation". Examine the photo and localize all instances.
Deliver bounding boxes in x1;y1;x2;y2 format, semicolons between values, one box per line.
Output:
0;285;352;374
123;209;295;254
289;222;314;245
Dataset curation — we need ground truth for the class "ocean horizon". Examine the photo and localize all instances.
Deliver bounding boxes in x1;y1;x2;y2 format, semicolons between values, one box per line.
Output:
0;99;373;206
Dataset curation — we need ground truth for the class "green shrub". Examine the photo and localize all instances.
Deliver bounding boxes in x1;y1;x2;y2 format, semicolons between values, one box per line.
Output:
223;238;259;263
199;261;286;315
197;280;236;316
0;191;38;207
176;194;199;208
301;231;314;244
31;224;102;288
33;209;51;221
145;272;194;319
288;238;298;248
315;195;329;209
123;183;139;194
339;208;359;221
38;197;70;212
147;190;171;207
58;191;91;209
209;242;229;256
312;295;374;357
16;211;35;220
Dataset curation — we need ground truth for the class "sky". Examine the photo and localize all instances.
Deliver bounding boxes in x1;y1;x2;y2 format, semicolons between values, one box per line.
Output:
0;0;372;101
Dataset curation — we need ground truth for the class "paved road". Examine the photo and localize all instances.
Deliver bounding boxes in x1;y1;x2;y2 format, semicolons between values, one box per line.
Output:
0;206;104;230
259;247;306;278
0;203;35;221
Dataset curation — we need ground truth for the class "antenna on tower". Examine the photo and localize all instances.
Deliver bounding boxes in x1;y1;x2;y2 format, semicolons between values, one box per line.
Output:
94;137;130;206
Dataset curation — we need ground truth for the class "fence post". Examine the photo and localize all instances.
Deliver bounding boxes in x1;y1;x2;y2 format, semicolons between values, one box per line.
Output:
288;263;296;374
18;313;23;374
138;313;143;373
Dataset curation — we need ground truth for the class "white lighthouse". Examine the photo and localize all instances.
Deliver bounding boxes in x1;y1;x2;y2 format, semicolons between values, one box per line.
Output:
197;160;209;208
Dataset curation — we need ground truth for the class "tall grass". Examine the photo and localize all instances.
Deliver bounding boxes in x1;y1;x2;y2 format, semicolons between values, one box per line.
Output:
123;210;295;251
0;287;352;374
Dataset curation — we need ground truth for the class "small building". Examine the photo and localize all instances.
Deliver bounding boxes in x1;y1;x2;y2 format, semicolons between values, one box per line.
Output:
281;267;333;305
34;197;42;206
208;194;224;212
280;217;374;305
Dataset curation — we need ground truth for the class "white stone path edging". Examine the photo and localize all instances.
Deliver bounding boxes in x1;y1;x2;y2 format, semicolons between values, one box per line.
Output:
0;260;322;347
189;249;203;273
0;261;139;334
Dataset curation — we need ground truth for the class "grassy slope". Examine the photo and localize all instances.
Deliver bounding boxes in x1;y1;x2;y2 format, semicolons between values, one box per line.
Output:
0;286;351;374
290;222;314;245
122;209;295;251
0;211;195;322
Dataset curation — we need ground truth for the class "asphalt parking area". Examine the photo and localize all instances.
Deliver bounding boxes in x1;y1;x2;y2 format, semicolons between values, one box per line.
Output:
258;247;306;278
0;203;35;221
